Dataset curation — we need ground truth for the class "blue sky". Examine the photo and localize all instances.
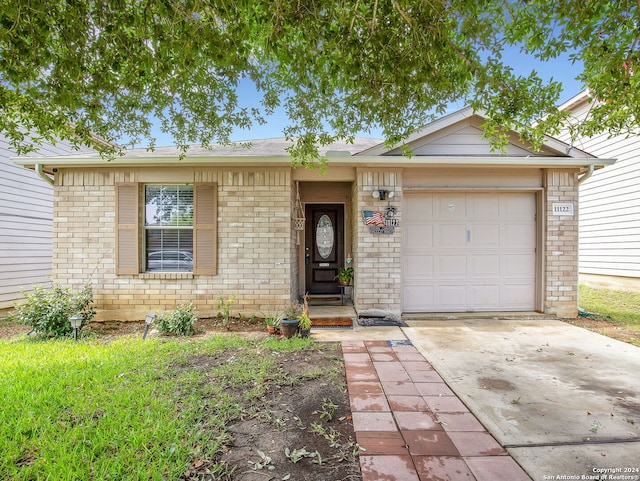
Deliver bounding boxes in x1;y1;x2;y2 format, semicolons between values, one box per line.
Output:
149;49;584;147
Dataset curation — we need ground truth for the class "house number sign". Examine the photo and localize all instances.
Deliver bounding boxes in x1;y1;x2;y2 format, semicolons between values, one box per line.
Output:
552;203;574;216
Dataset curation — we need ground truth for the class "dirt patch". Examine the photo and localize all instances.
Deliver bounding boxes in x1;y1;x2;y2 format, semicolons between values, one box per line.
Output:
564;316;640;347
179;346;361;481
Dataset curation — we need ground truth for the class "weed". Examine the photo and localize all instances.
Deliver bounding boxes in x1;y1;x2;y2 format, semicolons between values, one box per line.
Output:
217;294;236;330
590;420;603;433
511;397;522;405
284;447;318;464
320;397;337;422
248;450;275;470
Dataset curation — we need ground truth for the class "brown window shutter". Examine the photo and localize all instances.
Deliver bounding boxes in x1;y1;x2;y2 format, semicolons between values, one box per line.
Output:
193;183;217;275
116;183;140;275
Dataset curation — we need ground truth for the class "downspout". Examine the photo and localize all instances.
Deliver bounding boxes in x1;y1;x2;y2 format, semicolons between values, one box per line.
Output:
578;164;594;185
35;163;54;186
577;164;594;315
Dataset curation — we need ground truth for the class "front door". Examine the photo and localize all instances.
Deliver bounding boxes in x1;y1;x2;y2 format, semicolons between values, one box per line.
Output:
305;204;344;295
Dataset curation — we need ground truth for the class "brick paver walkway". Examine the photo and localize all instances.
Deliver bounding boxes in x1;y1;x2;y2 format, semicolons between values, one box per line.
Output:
343;340;532;481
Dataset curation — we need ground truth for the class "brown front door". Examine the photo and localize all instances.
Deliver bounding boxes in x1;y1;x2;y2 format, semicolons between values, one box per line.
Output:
305;204;344;295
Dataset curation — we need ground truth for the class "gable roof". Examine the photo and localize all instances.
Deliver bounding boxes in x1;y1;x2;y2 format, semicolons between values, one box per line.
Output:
358;106;595;159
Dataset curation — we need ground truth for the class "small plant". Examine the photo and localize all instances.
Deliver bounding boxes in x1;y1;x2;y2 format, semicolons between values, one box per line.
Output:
263;308;283;328
284;300;304;320
284;447;315;464
334;266;354;285
319;397;337;422
10;282;96;338
297;313;311;330
247;450;275;471
216;294;235;330
157;303;198;336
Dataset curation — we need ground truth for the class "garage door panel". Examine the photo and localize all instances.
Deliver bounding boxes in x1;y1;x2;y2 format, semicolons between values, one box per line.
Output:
403;192;537;312
436;194;467;218
438;255;467;277
405;224;433;249
502;284;536;308
471;224;500;246
502;254;536;276
404;256;434;279
405;195;434;220
470;284;501;309
437;224;467;247
504;224;536;247
404;285;435;310
503;194;536;219
468;194;500;218
470;255;500;276
438;285;467;308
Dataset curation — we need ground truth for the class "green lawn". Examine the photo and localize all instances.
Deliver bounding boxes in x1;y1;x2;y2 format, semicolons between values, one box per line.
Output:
0;335;322;480
580;285;640;329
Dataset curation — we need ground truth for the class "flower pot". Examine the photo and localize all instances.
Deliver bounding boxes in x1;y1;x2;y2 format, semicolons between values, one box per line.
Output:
338;278;350;286
299;328;311;339
267;325;279;336
280;318;299;339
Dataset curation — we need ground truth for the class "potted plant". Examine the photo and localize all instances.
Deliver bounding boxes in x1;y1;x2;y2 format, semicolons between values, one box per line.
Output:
263;309;282;336
297;313;312;338
281;300;303;338
334;266;354;286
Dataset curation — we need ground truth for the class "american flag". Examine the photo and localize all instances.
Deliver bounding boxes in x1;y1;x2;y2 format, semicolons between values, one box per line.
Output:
362;210;386;226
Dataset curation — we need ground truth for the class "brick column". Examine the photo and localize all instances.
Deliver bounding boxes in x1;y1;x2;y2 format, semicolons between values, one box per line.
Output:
353;169;403;319
544;170;579;318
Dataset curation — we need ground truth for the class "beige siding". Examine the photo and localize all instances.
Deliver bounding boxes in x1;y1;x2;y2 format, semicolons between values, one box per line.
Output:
0;136;90;309
559;99;640;280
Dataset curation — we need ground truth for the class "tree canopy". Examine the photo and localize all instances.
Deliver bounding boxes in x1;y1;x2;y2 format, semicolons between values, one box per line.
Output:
1;1;639;164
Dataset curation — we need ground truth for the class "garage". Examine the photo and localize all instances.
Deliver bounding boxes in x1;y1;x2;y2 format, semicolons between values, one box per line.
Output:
403;191;537;312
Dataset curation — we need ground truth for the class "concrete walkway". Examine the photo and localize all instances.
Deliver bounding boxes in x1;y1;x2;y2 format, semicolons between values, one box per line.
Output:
313;318;640;481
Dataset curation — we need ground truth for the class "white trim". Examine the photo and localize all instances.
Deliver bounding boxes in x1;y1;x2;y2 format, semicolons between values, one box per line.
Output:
14;154;616;172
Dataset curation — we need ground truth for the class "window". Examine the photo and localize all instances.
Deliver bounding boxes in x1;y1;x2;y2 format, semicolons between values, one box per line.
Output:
116;182;217;275
144;185;194;272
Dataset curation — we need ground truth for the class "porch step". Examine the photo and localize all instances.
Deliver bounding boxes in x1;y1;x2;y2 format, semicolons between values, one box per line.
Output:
311;316;354;327
308;303;356;328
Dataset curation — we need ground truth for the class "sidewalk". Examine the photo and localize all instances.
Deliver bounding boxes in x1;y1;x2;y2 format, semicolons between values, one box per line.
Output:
343;340;532;481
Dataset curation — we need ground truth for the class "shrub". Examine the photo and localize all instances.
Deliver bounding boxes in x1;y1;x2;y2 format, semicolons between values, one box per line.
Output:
157;303;198;336
10;282;96;338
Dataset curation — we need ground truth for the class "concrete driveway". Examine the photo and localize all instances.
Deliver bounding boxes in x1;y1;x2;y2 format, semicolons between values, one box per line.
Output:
403;319;640;481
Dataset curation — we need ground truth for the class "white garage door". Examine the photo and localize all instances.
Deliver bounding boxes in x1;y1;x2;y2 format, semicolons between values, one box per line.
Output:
403;192;537;312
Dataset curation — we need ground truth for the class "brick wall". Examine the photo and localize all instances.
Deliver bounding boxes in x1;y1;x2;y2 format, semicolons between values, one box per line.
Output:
353;169;403;319
544;169;580;318
53;167;292;320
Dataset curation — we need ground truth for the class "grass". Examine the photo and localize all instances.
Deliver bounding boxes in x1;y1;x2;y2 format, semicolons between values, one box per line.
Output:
578;285;640;346
0;334;324;480
579;284;640;331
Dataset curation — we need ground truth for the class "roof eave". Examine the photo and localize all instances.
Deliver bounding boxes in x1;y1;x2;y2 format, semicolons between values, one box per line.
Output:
13;154;615;175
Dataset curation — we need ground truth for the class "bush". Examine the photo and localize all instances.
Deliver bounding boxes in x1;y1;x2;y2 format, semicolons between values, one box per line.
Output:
157;303;198;336
10;282;96;338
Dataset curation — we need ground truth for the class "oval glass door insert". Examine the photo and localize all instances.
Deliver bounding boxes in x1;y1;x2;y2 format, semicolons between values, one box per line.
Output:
316;214;334;259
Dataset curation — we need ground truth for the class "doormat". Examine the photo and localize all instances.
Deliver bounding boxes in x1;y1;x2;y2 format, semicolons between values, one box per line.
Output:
357;317;408;327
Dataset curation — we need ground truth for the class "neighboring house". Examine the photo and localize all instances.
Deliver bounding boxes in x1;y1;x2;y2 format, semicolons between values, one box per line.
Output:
0;135;94;311
13;107;613;320
558;91;640;292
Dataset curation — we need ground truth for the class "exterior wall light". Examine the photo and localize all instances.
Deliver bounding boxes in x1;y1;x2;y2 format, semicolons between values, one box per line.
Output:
143;313;157;340
69;314;83;342
385;206;397;218
372;189;395;201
